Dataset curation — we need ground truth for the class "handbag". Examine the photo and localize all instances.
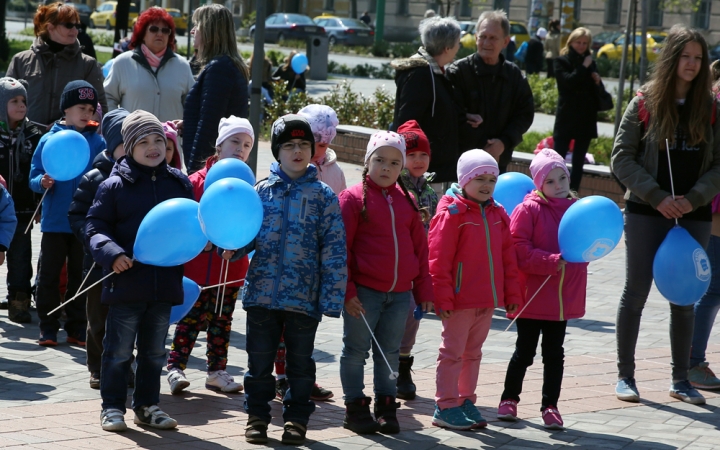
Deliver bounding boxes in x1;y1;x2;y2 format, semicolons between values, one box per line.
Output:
596;81;614;112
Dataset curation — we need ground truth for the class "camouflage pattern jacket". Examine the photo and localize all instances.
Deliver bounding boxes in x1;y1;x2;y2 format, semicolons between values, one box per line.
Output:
241;162;347;321
400;169;438;233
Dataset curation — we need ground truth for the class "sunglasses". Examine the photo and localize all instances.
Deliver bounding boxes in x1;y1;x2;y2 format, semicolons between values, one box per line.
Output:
148;25;171;35
60;23;82;30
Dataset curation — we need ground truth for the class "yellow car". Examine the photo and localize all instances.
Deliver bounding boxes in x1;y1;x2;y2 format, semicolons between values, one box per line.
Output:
90;2;139;30
460;20;531;50
597;33;660;62
131;8;188;35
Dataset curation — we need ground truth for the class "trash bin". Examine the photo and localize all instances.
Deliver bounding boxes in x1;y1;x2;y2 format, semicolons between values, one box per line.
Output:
306;36;329;80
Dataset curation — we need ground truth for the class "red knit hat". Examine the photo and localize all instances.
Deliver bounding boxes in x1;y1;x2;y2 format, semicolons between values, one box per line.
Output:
397;120;431;158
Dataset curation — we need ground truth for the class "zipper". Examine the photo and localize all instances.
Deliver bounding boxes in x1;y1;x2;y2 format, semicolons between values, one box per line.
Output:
558;264;565;321
8;139;13;196
481;205;498;307
455;262;463;293
151;169;158;297
271;185;292;304
385;189;399;292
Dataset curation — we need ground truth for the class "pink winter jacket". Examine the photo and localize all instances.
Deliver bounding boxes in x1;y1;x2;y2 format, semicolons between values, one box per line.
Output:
428;193;523;312
509;191;588;321
312;149;347;194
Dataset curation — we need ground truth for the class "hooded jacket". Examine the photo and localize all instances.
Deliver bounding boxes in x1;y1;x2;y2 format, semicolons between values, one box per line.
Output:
400;169;438;233
313;148;346;194
0;118;42;222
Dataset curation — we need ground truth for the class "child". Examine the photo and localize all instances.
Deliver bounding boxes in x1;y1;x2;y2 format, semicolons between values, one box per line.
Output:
497;149;588;429
0;185;17;267
166;116;252;395
0;77;42;323
30;80;105;347
241;114;346;445
428;149;522;430
339;131;434;435
162;121;185;171
86;109;192;432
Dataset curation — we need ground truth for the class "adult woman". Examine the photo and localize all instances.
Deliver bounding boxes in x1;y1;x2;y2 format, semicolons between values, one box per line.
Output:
553;27;600;191
183;4;249;173
611;25;720;406
7;2;107;127
544;20;561;79
103;7;194;123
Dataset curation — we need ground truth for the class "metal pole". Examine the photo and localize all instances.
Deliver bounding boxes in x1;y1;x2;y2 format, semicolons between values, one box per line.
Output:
186;0;192;59
375;0;385;43
629;0;637;95
247;0;266;175
639;0;648;85
613;0;637;136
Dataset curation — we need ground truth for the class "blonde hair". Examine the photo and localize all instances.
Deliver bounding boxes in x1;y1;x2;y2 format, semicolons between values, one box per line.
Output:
192;4;249;79
561;27;592;56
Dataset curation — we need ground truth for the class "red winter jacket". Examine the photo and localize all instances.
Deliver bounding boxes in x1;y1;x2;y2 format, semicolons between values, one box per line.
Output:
509;191;588;321
428;193;522;312
339;177;434;304
183;157;249;287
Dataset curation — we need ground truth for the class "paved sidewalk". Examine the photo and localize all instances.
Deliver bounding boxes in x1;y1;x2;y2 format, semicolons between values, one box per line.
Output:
1;143;720;449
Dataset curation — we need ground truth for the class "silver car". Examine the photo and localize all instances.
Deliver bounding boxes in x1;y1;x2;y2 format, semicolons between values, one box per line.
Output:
313;17;374;46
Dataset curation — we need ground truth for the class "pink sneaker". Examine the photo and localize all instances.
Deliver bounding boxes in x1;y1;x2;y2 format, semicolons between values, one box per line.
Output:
542;405;564;430
497;399;518;421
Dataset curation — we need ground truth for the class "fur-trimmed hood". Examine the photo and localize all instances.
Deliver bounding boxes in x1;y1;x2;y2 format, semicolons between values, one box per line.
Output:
391;55;429;72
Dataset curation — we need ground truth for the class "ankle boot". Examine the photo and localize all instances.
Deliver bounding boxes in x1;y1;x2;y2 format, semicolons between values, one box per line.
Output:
396;356;416;400
374;395;400;434
9;292;31;324
343;397;380;434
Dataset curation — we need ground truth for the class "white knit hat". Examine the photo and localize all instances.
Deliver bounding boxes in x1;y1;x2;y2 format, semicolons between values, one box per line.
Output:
366;130;406;166
216;116;255;147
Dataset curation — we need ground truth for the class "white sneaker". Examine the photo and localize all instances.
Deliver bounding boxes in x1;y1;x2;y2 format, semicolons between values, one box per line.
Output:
206;370;244;393
101;408;127;432
133;405;177;429
167;368;190;394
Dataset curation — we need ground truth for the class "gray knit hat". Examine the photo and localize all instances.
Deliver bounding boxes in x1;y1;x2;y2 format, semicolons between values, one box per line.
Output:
121;110;166;156
0;77;27;127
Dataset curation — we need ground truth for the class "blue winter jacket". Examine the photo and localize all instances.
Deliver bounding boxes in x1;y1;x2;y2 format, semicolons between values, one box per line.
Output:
29;122;105;233
242;163;347;321
0;185;17;251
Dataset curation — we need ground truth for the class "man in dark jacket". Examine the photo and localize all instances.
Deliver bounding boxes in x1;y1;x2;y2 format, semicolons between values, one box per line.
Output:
446;10;535;174
525;27;547;74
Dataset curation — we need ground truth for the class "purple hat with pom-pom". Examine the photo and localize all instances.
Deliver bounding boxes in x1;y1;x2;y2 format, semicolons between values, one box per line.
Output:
365;130;406;166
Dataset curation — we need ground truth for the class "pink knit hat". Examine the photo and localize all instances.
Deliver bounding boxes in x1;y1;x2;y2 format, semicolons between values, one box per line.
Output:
457;149;499;188
162;121;182;170
529;148;570;190
366;130;406;166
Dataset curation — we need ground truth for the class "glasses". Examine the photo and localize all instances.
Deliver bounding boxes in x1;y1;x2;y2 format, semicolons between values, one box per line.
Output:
148;25;171;35
280;141;312;152
60;23;82;30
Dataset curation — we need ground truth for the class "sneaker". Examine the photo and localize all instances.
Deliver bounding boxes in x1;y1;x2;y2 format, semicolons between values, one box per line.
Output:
281;421;307;445
432;404;475;430
167;368;190;394
461;399;487;428
133;405;177;429
689;363;720;390
310;383;334;401
615;377;640;402
245;416;268;443
100;408;127;432
669;380;706;405
497;399;519;421
206;370;243;393
542;406;564;430
276;377;289;400
38;330;58;347
66;330;86;347
89;372;100;389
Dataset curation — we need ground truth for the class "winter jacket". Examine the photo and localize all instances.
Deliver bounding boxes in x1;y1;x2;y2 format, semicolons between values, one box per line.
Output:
611;96;720;210
544;31;561;59
339;177;434;304
509;190;588;321
7;36;107;127
104;48;195;123
242;163;347;321
428;190;522;312
29;122;105;233
400;169;438;233
0;186;17;251
183;55;249;173
183;157;249;288
85;157;194;305
313;149;346;194
273;65;307;91
446;52;535;171
391;53;463;183
553;48;599;141
0;119;42;222
525;37;545;74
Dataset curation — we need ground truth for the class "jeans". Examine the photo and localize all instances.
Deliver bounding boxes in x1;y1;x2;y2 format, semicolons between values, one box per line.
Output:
101;301;171;412
340;285;411;401
691;235;720;367
617;212;710;381
244;307;318;426
554;135;592;191
85;282;107;373
6;220;33;299
400;292;420;355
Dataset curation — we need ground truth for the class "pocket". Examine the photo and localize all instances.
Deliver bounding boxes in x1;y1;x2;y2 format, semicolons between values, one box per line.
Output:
247;307;273;326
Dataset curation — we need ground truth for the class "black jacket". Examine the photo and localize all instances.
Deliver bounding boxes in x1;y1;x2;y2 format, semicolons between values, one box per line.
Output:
553;48;599;140
446;52;535;171
525;37;544;74
0;119;42;222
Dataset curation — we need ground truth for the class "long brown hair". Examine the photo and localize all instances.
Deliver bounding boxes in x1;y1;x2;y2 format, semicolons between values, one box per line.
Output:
642;25;711;146
192;4;249;79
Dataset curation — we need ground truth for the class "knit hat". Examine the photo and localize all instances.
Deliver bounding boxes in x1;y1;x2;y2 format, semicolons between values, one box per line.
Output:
530;148;570;190
457;149;499;188
397;120;430;157
162;121;184;169
0;77;27;127
121;110;166;156
297;104;339;144
537;27;548;39
270;114;315;160
60;80;98;113
216;115;254;147
365;130;406;166
101;107;129;155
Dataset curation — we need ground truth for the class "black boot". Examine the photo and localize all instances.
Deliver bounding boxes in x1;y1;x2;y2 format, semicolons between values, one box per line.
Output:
8;293;31;324
396;356;416;400
374;395;400;434
343;397;380;434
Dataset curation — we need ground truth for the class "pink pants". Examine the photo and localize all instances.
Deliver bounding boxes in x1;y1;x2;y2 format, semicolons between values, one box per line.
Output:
435;308;493;410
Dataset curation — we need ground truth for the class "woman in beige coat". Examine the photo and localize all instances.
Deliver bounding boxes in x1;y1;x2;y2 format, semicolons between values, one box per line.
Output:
544;20;561;79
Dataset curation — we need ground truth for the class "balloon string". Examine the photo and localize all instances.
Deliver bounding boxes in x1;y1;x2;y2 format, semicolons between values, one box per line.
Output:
214;258;225;315
504;274;552;332
360;312;396;378
73;262;95;301
665;138;678;226
25;189;48;234
217;259;230;318
201;279;245;290
47;271;114;316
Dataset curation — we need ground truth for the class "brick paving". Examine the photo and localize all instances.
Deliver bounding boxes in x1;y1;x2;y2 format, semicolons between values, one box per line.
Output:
1;142;720;449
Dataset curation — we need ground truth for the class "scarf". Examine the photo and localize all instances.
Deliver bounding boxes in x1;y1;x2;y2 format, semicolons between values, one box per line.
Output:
141;44;166;69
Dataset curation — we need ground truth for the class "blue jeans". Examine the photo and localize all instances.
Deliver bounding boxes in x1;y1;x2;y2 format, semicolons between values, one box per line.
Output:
101;301;171;412
340;285;411;401
691;235;720;367
6;220;33;299
244;307;318;426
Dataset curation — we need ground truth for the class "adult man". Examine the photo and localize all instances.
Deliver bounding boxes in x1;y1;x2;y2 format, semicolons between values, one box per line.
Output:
526;27;547;74
446;10;534;173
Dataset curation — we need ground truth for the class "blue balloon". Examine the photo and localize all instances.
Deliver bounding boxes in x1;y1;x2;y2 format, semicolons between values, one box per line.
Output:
102;58;114;78
134;198;208;266
291;53;309;74
41;130;90;181
653;225;711;306
204;158;256;191
558;195;623;263
170;277;202;324
199;178;263;250
494;172;535;216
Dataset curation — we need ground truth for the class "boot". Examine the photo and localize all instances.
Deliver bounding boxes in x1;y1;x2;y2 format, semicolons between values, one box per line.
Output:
343;397;380;434
374;395;400;434
8;292;31;324
396;356;416;400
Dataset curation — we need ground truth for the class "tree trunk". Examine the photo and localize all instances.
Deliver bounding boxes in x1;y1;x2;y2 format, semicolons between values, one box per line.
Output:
0;0;10;62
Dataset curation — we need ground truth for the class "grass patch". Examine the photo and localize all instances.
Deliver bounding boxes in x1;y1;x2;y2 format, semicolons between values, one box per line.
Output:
0;39;32;72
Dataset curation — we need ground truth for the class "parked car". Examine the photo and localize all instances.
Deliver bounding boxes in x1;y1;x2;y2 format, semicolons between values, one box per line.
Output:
460;20;530;50
313;17;373;46
66;2;92;28
250;13;326;43
597;33;661;62
710;41;720;62
131;7;188;35
90;1;139;30
592;31;623;54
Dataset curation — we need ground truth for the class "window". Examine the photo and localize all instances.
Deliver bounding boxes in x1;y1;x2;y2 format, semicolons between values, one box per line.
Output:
692;0;711;29
493;0;511;14
397;0;409;15
648;0;663;27
605;0;622;25
368;0;376;13
324;0;334;10
460;0;472;17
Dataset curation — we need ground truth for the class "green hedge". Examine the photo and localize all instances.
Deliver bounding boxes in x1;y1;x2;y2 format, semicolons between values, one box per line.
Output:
516;130;615;165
